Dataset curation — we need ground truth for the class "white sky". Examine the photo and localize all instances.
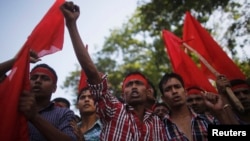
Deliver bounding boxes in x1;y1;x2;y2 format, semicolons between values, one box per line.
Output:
1;0;249;115
0;0;137;113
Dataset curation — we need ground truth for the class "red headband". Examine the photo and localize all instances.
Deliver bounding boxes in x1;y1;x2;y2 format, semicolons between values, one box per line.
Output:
122;74;148;91
30;67;57;83
187;89;203;95
231;84;249;91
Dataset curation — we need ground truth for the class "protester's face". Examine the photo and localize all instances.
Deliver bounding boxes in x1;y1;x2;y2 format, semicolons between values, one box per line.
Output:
154;105;168;120
233;87;250;112
161;78;186;108
122;79;149;106
186;94;207;114
78;90;96;115
30;70;56;98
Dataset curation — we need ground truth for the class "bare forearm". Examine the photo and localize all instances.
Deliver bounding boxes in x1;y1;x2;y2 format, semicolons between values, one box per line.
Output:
66;22;101;84
0;58;15;76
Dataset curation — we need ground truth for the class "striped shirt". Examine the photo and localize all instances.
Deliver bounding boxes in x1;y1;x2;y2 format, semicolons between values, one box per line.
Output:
89;76;167;141
28;103;77;141
163;108;218;141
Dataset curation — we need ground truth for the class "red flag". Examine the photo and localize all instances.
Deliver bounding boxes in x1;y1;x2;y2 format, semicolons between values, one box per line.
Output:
0;46;30;140
28;0;65;57
78;70;88;94
162;30;217;92
0;0;65;140
183;11;246;81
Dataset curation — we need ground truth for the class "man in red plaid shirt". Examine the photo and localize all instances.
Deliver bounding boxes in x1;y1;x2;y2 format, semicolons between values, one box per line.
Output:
60;1;167;140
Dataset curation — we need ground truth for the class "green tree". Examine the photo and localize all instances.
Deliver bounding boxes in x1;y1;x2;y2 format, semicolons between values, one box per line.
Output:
62;0;250;101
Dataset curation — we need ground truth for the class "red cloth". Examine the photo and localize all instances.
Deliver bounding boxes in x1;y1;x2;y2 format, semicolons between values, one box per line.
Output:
28;0;65;57
187;89;203;95
122;74;149;91
78;71;105;94
162;30;217;92
78;70;88;94
0;0;65;140
186;86;205;95
0;46;30;140
183;11;246;81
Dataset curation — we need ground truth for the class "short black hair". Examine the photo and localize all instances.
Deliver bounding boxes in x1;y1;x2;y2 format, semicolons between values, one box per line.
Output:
52;97;70;108
31;63;58;83
77;86;90;101
230;79;249;87
154;102;169;111
158;72;184;95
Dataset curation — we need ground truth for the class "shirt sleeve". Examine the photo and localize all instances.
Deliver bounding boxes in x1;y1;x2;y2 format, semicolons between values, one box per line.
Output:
89;74;123;122
58;109;78;141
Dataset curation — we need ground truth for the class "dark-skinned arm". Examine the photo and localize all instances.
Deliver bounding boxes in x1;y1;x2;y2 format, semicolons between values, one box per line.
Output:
19;91;74;141
203;92;239;124
60;2;101;84
0;50;40;78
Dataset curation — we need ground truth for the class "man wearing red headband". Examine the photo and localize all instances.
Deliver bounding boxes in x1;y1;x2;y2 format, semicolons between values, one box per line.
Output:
216;75;250;124
186;86;210;114
19;63;77;141
61;1;167;140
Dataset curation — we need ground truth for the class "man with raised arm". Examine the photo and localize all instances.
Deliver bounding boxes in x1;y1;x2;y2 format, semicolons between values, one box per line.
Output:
60;1;167;141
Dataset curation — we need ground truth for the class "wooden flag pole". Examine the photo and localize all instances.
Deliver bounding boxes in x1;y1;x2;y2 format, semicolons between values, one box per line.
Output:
183;43;244;112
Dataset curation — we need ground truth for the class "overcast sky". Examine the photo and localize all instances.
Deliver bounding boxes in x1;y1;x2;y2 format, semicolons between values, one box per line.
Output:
0;0;138;113
1;0;249;114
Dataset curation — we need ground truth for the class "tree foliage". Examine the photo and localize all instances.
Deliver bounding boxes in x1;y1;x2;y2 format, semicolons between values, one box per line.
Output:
62;0;250;100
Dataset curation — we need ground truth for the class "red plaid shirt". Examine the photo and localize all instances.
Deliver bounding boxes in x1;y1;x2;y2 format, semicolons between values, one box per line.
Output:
89;75;167;141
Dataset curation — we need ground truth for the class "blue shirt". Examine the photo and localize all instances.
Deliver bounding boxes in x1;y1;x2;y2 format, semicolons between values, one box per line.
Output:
78;119;102;141
28;102;77;141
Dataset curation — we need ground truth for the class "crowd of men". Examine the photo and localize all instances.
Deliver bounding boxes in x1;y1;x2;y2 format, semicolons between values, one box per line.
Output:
0;1;249;141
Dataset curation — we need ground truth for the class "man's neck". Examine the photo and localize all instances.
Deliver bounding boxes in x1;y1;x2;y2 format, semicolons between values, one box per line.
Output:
80;114;98;133
36;97;51;111
133;104;146;122
170;105;190;119
81;114;98;127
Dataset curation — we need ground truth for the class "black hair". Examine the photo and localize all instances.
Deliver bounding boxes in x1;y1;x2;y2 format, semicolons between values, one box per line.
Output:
52;97;70;108
154;102;169;108
230;79;249;87
31;63;58;83
158;72;184;95
77;86;90;101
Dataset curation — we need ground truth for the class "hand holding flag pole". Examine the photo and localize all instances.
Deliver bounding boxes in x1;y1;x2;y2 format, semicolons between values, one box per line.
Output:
183;42;244;113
